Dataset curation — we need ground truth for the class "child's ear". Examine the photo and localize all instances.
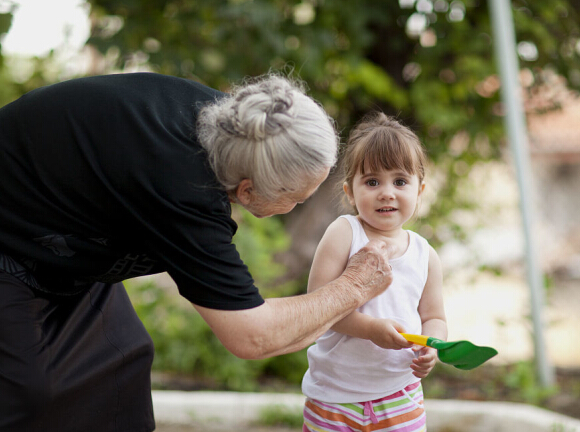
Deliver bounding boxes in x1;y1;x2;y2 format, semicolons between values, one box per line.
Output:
418;182;426;196
343;182;355;206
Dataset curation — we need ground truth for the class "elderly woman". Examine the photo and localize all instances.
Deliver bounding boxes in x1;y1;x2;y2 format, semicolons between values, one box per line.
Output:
0;73;393;431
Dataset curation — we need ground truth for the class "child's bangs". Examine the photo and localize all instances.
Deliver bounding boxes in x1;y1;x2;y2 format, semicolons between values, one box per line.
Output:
357;129;419;176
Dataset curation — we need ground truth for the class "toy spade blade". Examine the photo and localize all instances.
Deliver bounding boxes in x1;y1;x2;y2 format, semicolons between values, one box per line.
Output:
400;333;498;370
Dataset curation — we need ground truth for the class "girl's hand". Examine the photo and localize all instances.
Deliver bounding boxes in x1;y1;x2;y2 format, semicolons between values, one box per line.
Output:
368;319;414;350
410;346;438;378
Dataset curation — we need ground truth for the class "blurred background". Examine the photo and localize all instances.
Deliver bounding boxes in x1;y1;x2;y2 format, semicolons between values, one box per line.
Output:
1;0;579;420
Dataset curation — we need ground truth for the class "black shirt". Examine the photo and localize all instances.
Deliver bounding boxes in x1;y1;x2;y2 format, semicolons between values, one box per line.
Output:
0;73;264;310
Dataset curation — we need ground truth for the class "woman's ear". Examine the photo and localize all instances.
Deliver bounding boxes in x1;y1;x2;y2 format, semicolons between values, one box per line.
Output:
235;179;254;205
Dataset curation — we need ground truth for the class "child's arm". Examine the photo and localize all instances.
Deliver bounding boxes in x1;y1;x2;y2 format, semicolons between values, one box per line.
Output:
308;218;411;350
410;245;448;378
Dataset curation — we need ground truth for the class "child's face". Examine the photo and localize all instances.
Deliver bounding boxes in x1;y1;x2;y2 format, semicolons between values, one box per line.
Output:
344;166;424;233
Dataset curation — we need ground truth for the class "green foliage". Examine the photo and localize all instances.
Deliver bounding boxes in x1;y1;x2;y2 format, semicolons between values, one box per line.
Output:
126;279;267;391
231;207;302;297
500;361;559;405
0;6;13;52
550;423;579;432
257;404;304;428
230;205;310;381
126;274;309;390
424;360;559;408
261;350;308;385
0;3;68;107
0;67;19;106
0;5;16;105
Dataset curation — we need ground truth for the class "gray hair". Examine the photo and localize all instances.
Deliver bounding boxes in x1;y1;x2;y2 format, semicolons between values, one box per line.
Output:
197;74;338;200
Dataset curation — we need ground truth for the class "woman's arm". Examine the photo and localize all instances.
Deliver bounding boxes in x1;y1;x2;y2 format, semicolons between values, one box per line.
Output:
192;220;394;359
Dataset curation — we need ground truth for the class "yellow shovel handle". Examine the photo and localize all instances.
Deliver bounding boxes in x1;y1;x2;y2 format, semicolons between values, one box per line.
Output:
400;333;429;347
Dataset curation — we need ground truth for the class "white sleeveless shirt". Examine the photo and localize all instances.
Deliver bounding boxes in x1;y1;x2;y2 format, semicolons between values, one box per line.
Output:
301;215;430;402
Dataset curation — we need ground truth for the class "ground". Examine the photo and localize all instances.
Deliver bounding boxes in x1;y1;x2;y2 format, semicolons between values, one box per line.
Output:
152;364;580;431
424;363;580;419
156;424;297;432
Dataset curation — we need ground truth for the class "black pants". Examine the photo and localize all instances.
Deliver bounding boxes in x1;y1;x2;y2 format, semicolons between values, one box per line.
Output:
0;272;155;432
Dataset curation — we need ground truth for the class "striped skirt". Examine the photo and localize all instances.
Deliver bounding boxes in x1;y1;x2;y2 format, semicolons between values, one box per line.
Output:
303;382;426;432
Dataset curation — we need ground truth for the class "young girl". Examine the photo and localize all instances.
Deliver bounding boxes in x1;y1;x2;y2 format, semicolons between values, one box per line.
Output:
302;112;447;432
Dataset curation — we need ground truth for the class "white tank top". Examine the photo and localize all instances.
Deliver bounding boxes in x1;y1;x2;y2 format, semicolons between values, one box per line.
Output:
301;215;430;402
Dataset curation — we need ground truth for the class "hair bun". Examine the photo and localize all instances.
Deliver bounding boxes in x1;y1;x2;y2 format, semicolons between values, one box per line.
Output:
221;77;296;140
197;73;337;200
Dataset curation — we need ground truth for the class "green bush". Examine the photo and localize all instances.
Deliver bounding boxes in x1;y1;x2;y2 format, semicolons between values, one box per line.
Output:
126;279;267;391
258;405;304;428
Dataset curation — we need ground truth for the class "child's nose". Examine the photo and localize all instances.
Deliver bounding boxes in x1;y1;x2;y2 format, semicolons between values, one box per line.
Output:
378;185;395;199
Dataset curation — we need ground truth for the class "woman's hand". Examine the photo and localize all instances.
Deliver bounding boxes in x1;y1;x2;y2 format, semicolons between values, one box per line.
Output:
410;346;438;378
340;239;394;305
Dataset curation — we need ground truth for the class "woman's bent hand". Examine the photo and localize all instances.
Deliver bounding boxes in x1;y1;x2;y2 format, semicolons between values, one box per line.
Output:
340;239;394;305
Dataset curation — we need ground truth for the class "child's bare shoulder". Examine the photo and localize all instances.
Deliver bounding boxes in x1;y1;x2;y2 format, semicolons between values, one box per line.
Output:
316;217;353;257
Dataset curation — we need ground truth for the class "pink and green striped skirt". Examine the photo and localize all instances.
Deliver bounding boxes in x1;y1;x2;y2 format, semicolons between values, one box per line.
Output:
303;382;426;432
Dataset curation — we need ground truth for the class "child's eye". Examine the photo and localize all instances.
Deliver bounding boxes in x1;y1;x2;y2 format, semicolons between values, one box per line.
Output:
366;179;379;187
394;179;407;186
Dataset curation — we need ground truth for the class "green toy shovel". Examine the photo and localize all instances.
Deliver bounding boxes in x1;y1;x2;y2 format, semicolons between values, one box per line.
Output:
401;333;498;370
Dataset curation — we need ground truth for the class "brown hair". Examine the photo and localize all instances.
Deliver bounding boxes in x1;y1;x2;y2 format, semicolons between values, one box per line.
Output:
341;112;427;211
